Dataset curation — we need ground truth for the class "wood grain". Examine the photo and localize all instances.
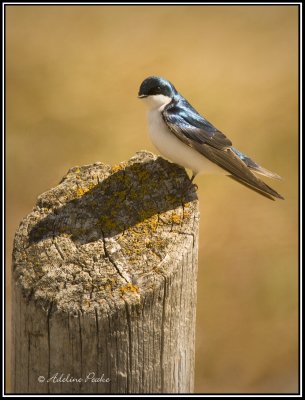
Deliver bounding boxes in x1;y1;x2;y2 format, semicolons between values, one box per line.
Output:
11;151;199;394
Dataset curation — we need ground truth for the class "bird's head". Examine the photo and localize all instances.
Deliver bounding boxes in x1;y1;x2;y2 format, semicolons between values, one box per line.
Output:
138;76;177;109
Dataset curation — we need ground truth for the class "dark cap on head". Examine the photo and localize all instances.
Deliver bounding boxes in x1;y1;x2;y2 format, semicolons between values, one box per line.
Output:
138;76;177;98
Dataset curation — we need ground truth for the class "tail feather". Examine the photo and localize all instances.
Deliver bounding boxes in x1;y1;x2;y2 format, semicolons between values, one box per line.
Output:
249;164;282;180
231;147;282;180
191;144;284;200
228;174;284;200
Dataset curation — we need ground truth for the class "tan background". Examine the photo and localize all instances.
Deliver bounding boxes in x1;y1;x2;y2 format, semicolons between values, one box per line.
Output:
6;5;298;394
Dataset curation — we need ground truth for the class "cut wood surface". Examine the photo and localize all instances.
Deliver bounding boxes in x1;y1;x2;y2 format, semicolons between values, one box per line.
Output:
11;151;199;394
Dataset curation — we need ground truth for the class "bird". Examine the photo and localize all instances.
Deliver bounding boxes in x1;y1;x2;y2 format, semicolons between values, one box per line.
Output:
138;76;284;200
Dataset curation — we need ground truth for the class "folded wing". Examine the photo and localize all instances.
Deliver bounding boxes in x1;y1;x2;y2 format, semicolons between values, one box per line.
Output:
162;100;284;200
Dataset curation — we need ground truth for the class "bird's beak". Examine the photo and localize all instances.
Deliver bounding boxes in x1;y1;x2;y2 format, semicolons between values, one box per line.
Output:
138;94;147;99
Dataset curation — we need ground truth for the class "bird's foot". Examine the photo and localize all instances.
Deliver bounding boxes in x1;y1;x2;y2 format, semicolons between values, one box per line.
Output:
181;173;198;202
192;182;198;191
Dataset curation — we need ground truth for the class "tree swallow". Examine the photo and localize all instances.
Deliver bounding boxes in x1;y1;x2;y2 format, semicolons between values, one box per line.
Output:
138;76;284;200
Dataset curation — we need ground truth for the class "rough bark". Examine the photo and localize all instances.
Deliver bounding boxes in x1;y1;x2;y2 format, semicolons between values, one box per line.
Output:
11;151;199;394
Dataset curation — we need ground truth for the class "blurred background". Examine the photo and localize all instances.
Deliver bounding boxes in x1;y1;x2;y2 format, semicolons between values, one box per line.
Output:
6;5;298;394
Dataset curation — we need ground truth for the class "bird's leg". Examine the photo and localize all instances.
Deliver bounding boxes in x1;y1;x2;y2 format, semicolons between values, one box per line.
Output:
181;172;198;202
190;172;198;190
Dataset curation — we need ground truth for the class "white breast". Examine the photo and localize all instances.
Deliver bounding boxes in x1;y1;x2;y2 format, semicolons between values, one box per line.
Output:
145;100;225;175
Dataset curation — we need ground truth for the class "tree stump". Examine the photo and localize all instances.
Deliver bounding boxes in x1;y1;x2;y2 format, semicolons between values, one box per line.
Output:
11;151;199;394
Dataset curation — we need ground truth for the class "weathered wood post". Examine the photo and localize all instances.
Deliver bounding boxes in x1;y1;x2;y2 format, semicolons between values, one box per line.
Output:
11;151;199;394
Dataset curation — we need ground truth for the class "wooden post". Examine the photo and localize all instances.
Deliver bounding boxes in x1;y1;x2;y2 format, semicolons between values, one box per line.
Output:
11;151;199;394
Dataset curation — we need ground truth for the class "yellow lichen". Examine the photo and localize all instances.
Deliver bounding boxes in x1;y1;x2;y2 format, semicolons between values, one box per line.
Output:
84;299;91;307
116;191;126;201
96;215;121;232
171;211;183;224
111;163;126;173
75;182;97;198
119;283;139;295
